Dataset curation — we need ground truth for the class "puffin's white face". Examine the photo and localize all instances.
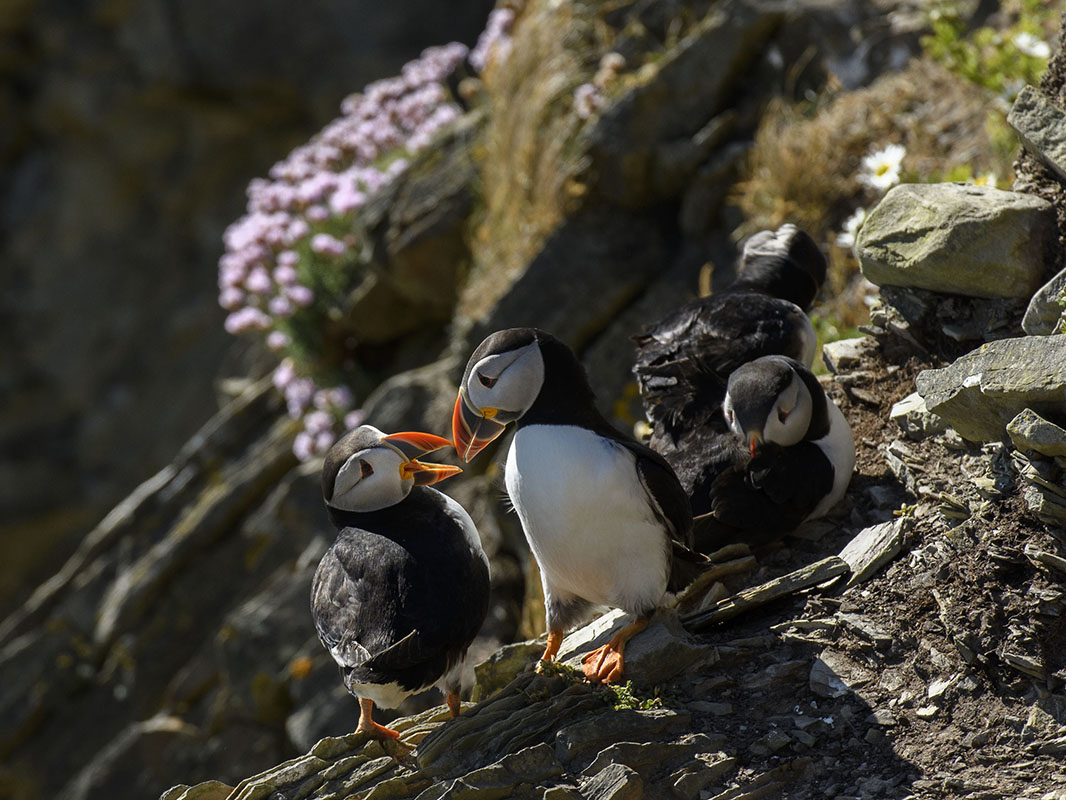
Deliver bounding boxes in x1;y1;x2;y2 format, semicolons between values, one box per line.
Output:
330;444;414;513
325;426;461;513
454;340;545;461
463;341;545;420
724;360;813;454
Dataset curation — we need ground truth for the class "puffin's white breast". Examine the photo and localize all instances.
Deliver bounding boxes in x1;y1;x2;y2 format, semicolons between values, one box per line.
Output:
504;425;670;614
807;397;856;520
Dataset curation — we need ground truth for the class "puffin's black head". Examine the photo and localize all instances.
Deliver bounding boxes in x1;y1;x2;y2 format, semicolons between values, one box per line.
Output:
722;356;814;456
322;424;461;513
453;327;595;462
732;224;827;310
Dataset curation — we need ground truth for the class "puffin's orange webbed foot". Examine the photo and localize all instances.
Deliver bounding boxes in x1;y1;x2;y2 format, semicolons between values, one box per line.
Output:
582;642;625;684
356;697;401;740
580;617;650;685
535;627;565;674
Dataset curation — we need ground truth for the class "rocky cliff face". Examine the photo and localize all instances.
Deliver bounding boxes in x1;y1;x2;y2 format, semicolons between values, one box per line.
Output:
3;2;1066;800
0;0;495;619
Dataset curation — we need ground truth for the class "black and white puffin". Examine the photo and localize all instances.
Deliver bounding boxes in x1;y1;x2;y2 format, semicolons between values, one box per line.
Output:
312;425;490;740
451;328;701;684
632;223;827;490
692;355;855;551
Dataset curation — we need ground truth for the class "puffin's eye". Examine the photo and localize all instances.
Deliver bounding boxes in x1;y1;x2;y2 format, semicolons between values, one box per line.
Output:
359;459;374;478
778;407;790;423
477;372;497;388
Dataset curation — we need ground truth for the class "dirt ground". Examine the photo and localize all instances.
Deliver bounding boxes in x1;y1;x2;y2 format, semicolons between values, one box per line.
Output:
662;342;1066;799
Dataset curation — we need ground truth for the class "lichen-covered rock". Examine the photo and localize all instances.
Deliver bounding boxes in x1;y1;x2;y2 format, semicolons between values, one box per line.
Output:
856;183;1055;299
1008;85;1066;184
889;391;949;441
915;336;1066;442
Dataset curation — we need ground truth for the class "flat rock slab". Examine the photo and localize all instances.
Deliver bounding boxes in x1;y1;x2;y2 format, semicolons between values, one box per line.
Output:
1008;85;1066;183
856;182;1054;299
915;336;1066;442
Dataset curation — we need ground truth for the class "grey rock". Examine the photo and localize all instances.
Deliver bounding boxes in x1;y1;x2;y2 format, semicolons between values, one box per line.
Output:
856;183;1055;299
1022;267;1066;336
581;734;724;781
555;708;691;767
1007;409;1066;458
809;650;873;699
581;763;644;800
159;781;234;800
472;640;546;703
1008;85;1066;184
822;337;879;375
458;744;564;795
915;336;1066;441
558;608;711;687
890;391;950;440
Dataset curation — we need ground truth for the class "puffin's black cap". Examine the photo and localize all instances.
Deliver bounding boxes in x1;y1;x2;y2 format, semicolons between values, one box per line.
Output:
321;426;384;502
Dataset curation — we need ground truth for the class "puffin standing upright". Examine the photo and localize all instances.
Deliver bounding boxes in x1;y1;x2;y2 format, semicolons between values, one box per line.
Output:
452;328;699;684
312;425;490;739
632;223;827;503
693;355;855;550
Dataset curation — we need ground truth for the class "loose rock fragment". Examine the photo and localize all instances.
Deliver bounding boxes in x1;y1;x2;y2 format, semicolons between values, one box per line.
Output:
890;392;949;441
1008;409;1066;459
838;521;905;588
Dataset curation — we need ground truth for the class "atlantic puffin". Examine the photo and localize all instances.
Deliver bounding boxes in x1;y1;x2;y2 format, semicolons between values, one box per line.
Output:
632;223;827;490
692;355;855;550
311;425;490;740
452;328;701;684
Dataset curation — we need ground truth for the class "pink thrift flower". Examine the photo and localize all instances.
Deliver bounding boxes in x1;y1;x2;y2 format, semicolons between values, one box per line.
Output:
310;233;346;257
266;330;291;350
286;285;315;307
218;287;245;310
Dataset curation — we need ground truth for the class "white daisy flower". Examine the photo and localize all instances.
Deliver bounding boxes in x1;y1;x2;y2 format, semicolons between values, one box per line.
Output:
858;144;905;192
1013;32;1050;60
836;207;868;248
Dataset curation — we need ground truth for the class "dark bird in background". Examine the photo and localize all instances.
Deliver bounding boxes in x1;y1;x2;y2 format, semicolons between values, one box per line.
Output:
691;355;855;551
452;328;705;684
312;425;489;740
632;222;827;500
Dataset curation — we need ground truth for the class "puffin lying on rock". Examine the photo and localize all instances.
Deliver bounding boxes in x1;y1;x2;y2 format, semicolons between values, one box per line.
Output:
311;425;490;740
692;355;855;551
632;223;827;504
452;327;705;684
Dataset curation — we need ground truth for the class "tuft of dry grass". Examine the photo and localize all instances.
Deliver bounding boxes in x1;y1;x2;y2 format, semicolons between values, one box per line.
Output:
734;58;1016;340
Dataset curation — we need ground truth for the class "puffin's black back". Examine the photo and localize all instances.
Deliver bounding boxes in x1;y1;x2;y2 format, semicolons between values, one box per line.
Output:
313;487;490;693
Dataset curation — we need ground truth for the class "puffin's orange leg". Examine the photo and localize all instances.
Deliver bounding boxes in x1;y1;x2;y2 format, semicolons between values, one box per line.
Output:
446;689;462;718
534;627;565;673
356;697;400;740
582;617;651;685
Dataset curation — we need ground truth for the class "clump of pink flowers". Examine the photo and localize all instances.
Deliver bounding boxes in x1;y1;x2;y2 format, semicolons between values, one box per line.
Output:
218;42;470;460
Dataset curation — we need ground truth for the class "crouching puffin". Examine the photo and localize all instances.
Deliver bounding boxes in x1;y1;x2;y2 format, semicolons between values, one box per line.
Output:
311;425;490;739
452;328;701;684
693;355;855;550
632;223;827;495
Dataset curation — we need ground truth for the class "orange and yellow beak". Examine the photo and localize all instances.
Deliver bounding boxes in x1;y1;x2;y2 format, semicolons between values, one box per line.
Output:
748;431;764;458
452;389;508;462
382;431;463;486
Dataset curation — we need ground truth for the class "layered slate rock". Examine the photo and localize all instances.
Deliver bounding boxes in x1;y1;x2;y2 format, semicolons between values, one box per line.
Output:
1022;266;1066;335
1008;85;1066;184
914;336;1066;442
856;183;1055;298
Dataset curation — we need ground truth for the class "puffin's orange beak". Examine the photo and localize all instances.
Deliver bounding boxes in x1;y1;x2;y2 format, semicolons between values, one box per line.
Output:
748;431;764;458
452;390;507;462
383;431;463;486
400;459;463;486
